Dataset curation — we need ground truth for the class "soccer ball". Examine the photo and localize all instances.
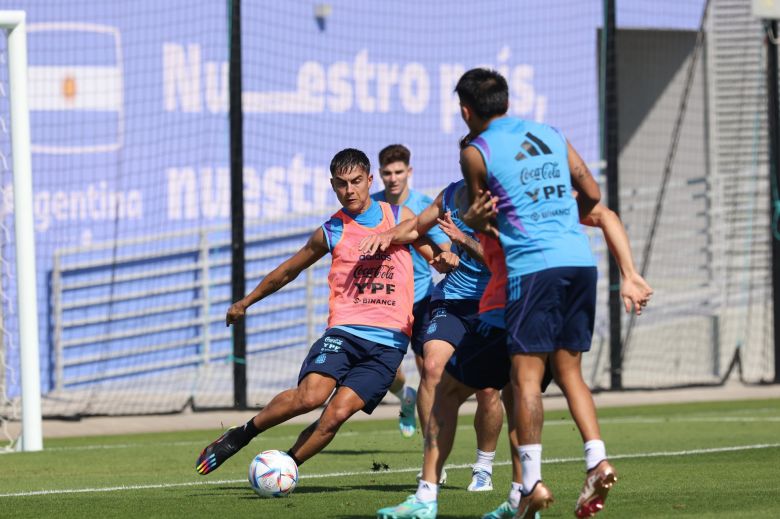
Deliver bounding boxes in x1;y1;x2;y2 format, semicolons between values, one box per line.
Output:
248;450;299;497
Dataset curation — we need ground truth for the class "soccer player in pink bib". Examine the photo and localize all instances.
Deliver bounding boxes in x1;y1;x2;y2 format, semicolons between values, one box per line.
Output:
196;148;432;476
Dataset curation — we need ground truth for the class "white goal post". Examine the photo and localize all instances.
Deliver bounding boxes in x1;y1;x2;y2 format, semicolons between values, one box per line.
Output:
0;10;42;452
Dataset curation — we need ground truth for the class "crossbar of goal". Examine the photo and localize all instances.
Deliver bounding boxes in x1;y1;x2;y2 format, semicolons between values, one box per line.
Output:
0;10;42;452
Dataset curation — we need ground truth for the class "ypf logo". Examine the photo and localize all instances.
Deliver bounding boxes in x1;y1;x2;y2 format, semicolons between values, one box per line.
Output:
27;23;124;154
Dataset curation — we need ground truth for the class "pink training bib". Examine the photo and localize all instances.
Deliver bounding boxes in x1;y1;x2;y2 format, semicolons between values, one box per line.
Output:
327;201;415;336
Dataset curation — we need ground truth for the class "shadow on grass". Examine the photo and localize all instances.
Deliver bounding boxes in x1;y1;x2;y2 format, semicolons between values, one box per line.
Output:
291;483;414;495
340;516;489;519
193;482;416;499
317;449;387;456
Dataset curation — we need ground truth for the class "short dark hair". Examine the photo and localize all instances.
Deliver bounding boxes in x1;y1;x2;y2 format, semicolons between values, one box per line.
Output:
378;144;411;168
454;68;509;119
330;148;371;177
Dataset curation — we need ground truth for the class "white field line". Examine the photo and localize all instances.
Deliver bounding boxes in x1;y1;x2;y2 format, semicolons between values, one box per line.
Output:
1;443;778;498
31;414;780;453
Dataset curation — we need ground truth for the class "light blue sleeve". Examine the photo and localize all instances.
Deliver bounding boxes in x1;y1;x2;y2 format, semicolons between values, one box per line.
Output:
321;217;343;252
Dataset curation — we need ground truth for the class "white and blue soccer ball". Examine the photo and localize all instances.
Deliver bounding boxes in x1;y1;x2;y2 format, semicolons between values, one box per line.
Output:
248;450;299;497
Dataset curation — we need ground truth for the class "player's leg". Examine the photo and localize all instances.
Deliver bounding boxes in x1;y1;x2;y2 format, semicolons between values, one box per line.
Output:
392;296;431;439
511;351;552;512
291;334;403;467
484;357;554;518
416;300;473;441
483;385;525;519
553;349;600;442
555;352;616;518
417;339;455;435
378;372;472;519
196;331;352;475
389;367;406;397
557;266;616;518
504;271;570;516
421;372;474;485
389;366;418;438
468;387;502;492
286;385;366;464
195;372;335;475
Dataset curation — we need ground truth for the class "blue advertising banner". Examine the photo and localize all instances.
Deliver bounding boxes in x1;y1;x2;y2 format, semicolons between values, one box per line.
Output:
0;1;703;399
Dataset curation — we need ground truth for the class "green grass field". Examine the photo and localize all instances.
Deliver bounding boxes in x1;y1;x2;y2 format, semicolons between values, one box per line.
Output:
2;399;779;518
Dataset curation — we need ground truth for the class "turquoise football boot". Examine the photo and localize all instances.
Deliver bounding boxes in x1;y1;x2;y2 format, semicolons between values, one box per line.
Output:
377;495;437;519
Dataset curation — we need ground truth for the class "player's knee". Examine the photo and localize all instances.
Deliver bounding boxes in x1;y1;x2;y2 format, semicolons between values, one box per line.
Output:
296;390;327;412
422;359;445;384
554;367;585;391
321;406;354;431
476;388;500;406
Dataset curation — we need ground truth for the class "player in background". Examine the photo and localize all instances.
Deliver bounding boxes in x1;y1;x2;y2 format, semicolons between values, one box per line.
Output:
195;148;426;476
372;144;451;439
456;68;650;517
377;165;652;519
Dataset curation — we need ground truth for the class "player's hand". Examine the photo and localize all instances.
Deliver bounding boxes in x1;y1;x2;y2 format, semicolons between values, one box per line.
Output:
429;251;459;273
226;300;248;327
462;189;499;238
621;272;653;315
358;232;393;255
437;211;468;245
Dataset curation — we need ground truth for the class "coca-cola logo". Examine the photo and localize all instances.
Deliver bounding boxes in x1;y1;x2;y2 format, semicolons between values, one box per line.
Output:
353;263;395;280
520;162;560;185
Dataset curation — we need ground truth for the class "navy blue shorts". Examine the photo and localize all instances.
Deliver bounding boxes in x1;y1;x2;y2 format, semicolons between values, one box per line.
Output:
409;296;432;357
445;321;556;392
298;330;404;414
423;299;481;350
505;266;597;354
445;321;510;390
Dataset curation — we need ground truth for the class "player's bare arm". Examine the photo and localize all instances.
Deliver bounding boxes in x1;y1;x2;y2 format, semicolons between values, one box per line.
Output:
581;204;653;315
460;145;488;205
437;210;486;265
358;206;419;255
462;189;499;238
411;233;457;274
226;228;329;326
414;190;446;236
567;140;601;219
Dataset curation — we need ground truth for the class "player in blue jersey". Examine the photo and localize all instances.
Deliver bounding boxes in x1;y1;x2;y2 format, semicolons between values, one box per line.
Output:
415;180;504;491
372;144;451;440
455;68;644;518
377;137;652;519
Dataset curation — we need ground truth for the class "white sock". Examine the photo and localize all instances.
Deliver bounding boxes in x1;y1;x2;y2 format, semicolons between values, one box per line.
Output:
518;444;542;492
473;449;496;474
508;481;523;508
392;385;407;401
415;480;438;503
584;439;606;471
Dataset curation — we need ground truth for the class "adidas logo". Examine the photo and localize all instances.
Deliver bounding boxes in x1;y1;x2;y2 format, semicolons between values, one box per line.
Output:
521;452;533;461
515;132;553;161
